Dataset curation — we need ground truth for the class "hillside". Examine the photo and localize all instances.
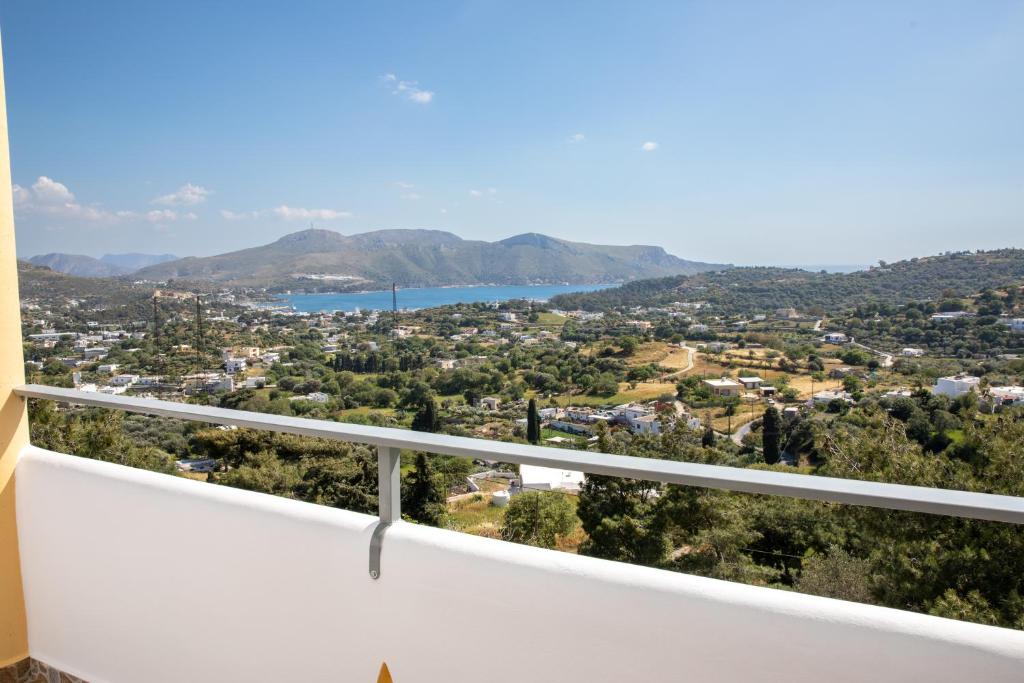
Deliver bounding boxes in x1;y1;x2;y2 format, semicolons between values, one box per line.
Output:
549;249;1024;313
28;253;127;277
100;253;178;271
17;261;154;306
28;252;178;277
130;229;729;289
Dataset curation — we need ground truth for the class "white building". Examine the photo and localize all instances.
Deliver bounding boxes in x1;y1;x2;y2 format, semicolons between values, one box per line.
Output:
823;332;849;344
261;352;281;364
933;375;981;398
902;348;925;357
704;378;743;397
519;464;584;493
83;347;109;360
244;377;267;389
989;386;1024;406
738;376;763;390
812;390;852;405
291;392;330;404
931;311;973;321
97;363;119;374
616;403;652;422
225;358;247;374
109;374;140;387
480;396;501;411
629;414;661;435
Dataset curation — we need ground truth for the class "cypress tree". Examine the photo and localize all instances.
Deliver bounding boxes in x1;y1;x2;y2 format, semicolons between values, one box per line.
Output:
527;398;541;444
412;397;440;433
701;418;715;447
762;406;781;464
402;453;445;525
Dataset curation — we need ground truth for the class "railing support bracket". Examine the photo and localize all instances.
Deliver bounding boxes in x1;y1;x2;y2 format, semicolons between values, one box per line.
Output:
369;446;400;579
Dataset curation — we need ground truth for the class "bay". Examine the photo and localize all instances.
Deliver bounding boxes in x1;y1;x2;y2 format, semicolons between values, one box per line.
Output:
280;283;613;313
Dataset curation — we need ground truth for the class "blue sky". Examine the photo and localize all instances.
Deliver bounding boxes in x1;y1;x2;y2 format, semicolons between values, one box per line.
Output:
2;1;1022;266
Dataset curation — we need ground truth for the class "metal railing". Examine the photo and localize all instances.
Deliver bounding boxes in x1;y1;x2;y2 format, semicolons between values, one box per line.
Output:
15;383;1024;578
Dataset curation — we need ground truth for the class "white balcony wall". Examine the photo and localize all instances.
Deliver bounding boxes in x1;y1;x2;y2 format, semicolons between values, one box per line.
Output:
15;446;1024;683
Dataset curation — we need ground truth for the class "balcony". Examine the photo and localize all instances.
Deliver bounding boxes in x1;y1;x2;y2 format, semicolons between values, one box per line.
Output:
1;385;1023;682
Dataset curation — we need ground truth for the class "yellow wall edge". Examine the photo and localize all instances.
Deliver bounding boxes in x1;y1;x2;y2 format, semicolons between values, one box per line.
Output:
0;27;30;663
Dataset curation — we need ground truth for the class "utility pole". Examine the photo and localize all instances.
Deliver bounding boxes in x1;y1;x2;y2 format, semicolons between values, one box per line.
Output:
392;282;398;335
152;294;163;376
194;295;204;393
152;296;161;344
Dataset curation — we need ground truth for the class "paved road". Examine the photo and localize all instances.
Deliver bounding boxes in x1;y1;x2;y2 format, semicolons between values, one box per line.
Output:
731;418;756;445
851;341;894;368
660;343;696;380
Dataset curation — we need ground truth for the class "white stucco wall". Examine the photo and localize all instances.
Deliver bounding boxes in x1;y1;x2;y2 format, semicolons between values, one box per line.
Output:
15;446;1024;683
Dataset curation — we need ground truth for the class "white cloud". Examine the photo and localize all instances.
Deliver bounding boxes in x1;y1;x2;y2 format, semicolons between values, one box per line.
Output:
220;209;258;221
12;184;30;207
469;189;482;197
641;141;658;152
440;208;448;214
395;181;415;189
272;205;352;221
145;209;178;222
13;176;119;222
152;183;211;206
383;73;434;104
469;187;498;198
568;133;585;143
400;192;422;201
30;176;76;204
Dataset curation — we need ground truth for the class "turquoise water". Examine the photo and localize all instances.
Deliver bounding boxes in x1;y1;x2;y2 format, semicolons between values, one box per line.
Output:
281;283;613;312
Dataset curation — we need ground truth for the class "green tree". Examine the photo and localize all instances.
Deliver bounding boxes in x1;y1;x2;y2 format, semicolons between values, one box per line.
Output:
701;417;715;448
401;453;445;525
526;398;541;444
295;455;377;514
762;406;781;464
501;491;577;548
619;336;638;356
411;397;440;433
577;474;669;566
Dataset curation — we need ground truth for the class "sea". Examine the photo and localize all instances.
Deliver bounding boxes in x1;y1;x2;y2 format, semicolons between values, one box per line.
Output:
280;283;614;313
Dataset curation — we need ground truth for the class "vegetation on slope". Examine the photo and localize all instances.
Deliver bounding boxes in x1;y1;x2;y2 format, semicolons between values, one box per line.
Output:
550;250;1024;314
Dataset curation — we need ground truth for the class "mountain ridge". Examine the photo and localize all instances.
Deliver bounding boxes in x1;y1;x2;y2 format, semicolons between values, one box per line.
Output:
27;252;178;278
129;228;730;290
549;249;1024;313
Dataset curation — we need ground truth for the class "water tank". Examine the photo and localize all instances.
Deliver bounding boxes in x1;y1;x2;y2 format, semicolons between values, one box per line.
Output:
491;490;511;508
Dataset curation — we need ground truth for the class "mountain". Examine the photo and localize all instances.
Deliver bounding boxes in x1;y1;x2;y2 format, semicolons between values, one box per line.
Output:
550;249;1024;313
100;253;178;271
27;252;179;277
17;261;153;304
130;229;729;289
27;253;127;277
